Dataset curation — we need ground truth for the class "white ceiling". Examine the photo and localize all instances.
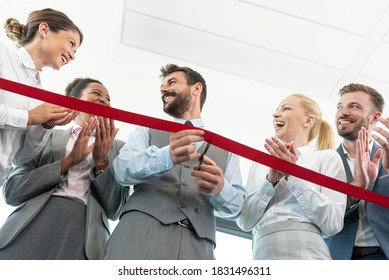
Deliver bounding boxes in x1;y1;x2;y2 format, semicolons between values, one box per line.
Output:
117;0;389;102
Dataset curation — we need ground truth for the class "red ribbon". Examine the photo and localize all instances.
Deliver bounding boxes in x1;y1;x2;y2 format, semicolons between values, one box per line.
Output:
1;77;389;208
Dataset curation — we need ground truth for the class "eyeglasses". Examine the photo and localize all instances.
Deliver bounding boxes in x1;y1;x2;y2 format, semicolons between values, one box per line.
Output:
198;137;212;170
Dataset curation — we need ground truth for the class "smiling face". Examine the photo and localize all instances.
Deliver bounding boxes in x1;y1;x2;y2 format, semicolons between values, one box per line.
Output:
80;82;110;106
273;95;312;145
160;71;194;118
41;28;81;70
75;82;110;125
335;91;375;141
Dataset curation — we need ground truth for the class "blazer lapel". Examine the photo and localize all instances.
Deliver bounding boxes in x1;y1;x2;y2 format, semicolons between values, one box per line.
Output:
337;142;383;189
337;145;353;183
369;142;383;191
52;129;72;162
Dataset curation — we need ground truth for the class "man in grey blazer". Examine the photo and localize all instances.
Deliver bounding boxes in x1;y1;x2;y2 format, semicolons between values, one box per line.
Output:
326;83;388;260
104;64;245;260
0;78;129;259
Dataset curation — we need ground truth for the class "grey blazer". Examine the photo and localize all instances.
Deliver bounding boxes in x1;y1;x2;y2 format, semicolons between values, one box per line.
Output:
0;128;129;259
326;143;389;259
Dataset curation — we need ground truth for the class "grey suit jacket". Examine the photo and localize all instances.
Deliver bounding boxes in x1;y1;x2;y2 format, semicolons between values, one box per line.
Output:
326;143;389;259
0;128;129;259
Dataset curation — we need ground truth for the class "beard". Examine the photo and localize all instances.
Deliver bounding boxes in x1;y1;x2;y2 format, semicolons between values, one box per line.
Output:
337;116;371;141
162;89;191;118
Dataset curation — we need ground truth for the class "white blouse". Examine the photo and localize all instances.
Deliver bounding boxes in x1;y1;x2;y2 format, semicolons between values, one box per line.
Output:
237;145;347;237
0;40;47;185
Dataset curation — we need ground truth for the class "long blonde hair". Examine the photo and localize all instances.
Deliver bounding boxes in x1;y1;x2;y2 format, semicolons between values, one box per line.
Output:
290;93;334;150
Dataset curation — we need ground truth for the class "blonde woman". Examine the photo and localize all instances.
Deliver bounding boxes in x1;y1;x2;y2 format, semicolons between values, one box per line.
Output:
237;93;348;259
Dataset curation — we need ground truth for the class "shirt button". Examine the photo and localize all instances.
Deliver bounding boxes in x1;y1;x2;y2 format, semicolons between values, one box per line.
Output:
179;203;186;208
183;163;190;168
194;208;200;213
182;182;188;187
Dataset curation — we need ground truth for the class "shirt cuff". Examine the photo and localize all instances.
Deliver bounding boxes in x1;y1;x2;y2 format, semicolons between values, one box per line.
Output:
158;145;175;170
6;107;28;129
210;179;245;217
211;178;230;205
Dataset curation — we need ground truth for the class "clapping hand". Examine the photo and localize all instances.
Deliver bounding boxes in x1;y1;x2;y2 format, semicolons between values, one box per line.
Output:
92;117;119;171
353;127;382;189
264;137;298;185
60;117;98;173
28;102;77;128
372;117;389;172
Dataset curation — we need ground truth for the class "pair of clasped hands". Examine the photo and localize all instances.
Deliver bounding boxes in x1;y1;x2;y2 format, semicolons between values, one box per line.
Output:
28;103;118;173
169;129;223;196
61;116;118;174
264;124;386;190
27;102;77;129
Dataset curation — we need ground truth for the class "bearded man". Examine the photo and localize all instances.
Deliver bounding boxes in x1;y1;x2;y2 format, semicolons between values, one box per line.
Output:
326;83;388;260
104;64;245;260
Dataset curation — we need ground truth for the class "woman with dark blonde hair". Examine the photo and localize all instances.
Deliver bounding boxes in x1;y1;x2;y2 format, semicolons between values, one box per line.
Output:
237;93;348;259
0;8;83;186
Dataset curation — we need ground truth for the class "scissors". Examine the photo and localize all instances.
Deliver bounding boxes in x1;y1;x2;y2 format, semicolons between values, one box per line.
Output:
198;137;212;170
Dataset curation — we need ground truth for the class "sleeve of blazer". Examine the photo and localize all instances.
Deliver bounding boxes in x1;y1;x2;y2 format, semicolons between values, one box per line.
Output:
3;141;63;206
89;139;130;220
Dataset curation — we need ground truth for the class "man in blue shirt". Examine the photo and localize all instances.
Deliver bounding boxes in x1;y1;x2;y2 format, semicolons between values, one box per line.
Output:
104;64;245;260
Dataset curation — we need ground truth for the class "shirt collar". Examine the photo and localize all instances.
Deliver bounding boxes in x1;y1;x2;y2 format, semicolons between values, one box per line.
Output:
341;140;374;160
16;47;41;83
174;117;204;128
71;124;82;134
295;145;314;158
16;47;38;70
71;123;96;137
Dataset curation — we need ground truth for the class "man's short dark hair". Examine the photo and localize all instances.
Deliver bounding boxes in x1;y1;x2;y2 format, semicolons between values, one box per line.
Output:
339;83;385;113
